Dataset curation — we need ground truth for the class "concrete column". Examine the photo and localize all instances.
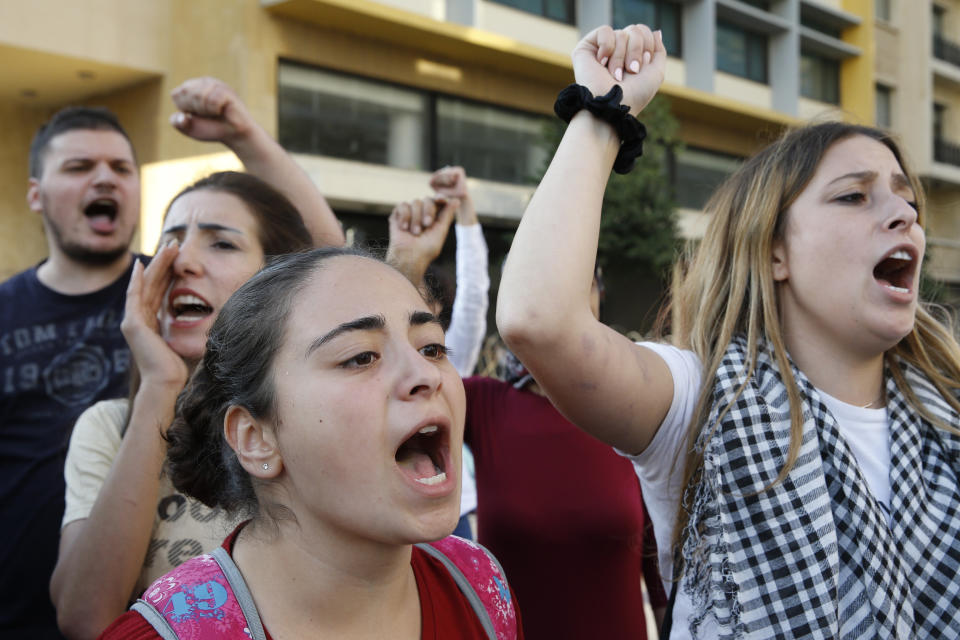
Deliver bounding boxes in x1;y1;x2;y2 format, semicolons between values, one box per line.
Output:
447;0;476;26
770;0;799;115
387;110;425;170
896;0;933;168
684;0;716;93
577;0;611;35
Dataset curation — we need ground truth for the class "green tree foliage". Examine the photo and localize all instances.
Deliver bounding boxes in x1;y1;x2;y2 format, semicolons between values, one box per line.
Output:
537;95;683;276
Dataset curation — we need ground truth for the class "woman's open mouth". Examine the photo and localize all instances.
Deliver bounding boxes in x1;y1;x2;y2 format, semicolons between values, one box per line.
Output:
167;289;214;323
395;422;450;487
873;246;918;295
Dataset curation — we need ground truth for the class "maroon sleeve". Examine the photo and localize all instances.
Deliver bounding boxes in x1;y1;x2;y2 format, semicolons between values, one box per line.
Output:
641;501;668;608
462;376;509;453
462;376;478;448
513;583;526;639
97;610;162;640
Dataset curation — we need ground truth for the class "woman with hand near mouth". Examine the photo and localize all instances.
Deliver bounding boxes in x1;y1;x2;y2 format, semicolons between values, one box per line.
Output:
50;77;343;640
99;248;520;639
497;23;960;639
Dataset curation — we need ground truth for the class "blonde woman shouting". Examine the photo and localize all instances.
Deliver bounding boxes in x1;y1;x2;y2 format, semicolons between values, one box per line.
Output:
498;23;960;639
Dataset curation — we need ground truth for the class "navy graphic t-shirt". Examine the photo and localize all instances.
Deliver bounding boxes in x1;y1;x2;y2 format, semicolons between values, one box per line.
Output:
0;255;145;638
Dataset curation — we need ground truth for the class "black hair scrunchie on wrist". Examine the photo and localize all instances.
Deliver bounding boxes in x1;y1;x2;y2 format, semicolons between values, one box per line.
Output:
553;83;647;174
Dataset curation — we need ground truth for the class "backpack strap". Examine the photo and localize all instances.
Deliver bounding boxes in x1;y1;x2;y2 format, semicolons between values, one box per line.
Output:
417;536;518;640
131;547;266;640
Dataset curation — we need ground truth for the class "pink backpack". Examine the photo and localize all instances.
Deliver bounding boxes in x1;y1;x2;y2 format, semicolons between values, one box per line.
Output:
132;536;517;640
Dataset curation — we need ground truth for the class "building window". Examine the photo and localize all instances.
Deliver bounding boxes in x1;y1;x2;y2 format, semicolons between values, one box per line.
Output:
740;0;770;10
278;65;429;170
800;52;839;104
613;0;682;56
930;6;960;66
277;62;549;184
436;97;548;184
876;84;892;128
488;0;575;24
673;147;743;210
933;103;960;166
875;0;892;22
800;14;842;39
716;20;768;83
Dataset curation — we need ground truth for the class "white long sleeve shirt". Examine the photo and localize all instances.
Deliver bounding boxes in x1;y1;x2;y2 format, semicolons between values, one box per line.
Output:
446;223;489;518
446;224;489;377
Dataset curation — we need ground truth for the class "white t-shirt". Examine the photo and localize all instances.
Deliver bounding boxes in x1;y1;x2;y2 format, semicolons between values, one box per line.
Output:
623;342;891;639
63;398;239;598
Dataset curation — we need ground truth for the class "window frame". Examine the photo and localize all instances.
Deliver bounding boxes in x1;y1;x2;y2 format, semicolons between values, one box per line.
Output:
670;145;745;211
276;60;551;185
277;62;434;171
875;0;892;22
799;50;840;105
486;0;576;25
934;102;947;141
612;0;683;56
875;84;893;129
716;19;769;84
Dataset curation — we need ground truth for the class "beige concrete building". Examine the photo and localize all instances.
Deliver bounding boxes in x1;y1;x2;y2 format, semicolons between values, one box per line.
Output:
874;0;960;296
0;0;886;293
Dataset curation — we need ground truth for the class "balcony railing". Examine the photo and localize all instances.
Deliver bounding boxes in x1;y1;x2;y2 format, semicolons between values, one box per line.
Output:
934;34;960;67
934;137;960;167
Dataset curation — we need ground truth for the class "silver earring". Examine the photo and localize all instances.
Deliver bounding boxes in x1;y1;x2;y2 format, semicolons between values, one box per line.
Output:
262;463;269;471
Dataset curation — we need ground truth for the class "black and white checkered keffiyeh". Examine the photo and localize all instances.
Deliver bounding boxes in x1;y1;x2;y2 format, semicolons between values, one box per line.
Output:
679;335;960;639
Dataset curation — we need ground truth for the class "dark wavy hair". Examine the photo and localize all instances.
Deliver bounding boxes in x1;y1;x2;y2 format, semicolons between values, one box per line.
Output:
165;247;373;516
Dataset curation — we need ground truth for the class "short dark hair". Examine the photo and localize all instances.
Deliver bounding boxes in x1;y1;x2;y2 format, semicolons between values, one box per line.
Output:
166;248;375;517
165;171;314;258
29;106;134;179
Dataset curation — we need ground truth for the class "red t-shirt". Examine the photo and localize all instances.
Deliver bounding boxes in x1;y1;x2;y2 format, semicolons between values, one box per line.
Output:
463;376;667;640
99;524;523;639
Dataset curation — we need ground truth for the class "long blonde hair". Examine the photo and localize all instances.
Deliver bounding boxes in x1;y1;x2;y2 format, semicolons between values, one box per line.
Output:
659;122;960;560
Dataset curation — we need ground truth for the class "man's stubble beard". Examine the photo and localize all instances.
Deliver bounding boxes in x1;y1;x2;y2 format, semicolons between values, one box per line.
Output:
43;207;134;266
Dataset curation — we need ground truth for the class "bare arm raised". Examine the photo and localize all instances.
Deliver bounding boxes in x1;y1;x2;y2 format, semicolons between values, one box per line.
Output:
170;77;345;247
496;25;673;455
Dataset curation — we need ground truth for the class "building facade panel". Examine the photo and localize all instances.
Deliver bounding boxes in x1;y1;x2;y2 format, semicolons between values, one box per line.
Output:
476;0;580;52
0;0;907;290
874;21;899;83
